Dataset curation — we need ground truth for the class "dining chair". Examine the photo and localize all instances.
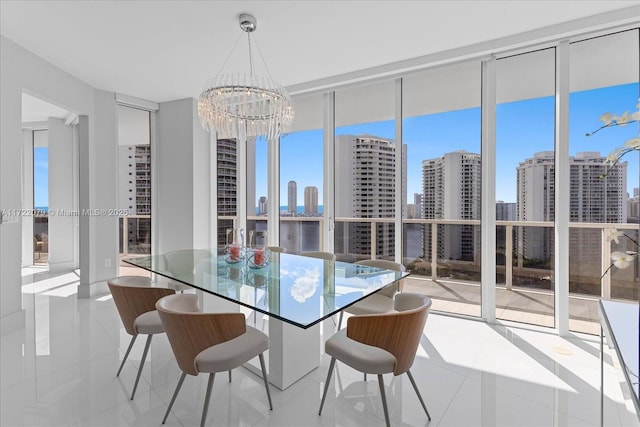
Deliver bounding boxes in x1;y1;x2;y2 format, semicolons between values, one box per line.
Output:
337;259;405;329
107;276;175;400
300;251;336;261
249;230;268;248
156;293;272;427
162;249;212;293
318;293;432;427
300;251;337;325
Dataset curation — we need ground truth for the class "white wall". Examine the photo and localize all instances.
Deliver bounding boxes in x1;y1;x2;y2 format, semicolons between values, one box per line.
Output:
1;35;118;333
47;117;78;272
156;98;211;253
78;89;119;297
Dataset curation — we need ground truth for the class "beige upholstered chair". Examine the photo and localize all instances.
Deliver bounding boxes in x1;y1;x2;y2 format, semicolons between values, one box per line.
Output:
107;276;175;400
156;294;272;427
267;246;286;253
162;249;212;293
319;293;432;427
300;251;336;261
337;259;406;329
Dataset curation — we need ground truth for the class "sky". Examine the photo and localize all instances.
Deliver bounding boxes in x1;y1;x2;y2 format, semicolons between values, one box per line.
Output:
32;84;638;210
261;82;639;206
33;147;48;208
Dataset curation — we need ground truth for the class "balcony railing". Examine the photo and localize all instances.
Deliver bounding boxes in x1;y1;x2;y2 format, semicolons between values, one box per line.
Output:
119;215;151;255
121;214;636;334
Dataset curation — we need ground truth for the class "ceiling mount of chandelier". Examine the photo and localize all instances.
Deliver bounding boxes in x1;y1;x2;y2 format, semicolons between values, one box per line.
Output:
197;13;293;140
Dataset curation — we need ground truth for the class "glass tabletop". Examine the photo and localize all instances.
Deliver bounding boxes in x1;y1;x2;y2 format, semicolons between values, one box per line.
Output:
124;248;409;329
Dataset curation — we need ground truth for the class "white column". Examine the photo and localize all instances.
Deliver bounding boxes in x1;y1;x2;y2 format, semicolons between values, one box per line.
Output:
155;98;209;253
267;136;279;246
48;118;76;272
79;90;119;298
21;130;34;266
78;115;92;291
481;57;497;323
0;68;25;333
555;41;570;336
237;126;248;241
323;92;335;253
394;78;403;264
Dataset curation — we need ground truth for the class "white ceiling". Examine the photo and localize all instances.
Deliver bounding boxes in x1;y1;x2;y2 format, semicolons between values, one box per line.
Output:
2;0;638;108
21;93;74;123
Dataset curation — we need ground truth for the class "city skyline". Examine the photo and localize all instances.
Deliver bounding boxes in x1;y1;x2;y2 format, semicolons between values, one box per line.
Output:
32;84;638;211
266;82;639;206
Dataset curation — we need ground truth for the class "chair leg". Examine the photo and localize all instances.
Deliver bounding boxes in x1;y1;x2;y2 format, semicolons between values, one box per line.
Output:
228;370;232;383
318;357;336;415
377;374;391;427
337;311;343;330
201;373;215;427
258;353;273;410
407;370;431;420
162;372;186;424
131;334;152;400
117;335;137;377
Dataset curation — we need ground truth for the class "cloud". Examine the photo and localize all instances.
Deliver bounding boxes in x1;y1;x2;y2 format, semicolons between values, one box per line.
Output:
290;267;319;303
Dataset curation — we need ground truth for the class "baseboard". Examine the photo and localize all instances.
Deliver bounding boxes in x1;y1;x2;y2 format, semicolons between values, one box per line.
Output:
77;280;109;298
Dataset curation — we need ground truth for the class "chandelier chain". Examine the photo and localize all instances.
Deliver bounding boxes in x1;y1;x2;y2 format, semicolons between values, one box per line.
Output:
216;33;243;76
247;32;255;78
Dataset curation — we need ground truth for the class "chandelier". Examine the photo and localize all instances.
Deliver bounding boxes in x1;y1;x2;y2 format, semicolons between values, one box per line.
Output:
198;13;293;140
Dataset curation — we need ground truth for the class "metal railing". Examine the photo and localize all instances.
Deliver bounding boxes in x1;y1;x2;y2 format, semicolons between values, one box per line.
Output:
215;215;638;303
119;215;151;255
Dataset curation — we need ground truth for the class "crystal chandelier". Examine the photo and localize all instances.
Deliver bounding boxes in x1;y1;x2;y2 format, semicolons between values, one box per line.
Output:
198;13;293;140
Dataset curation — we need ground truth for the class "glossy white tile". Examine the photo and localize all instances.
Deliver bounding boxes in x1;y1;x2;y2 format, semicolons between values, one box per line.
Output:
1;268;638;426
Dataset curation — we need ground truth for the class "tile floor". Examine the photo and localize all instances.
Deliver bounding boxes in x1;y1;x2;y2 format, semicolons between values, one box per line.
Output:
1;266;638;427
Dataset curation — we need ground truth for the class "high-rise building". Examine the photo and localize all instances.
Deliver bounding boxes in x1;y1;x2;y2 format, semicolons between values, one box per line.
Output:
258;196;268;216
335;135;407;258
517;151;627;261
118;144;151;252
217;139;237;245
496;201;516;221
404;193;424;258
629;188;639;222
407;204;416;219
288;180;297;215
413;193;423;219
304;186;318;215
422;150;481;261
119;145;151;215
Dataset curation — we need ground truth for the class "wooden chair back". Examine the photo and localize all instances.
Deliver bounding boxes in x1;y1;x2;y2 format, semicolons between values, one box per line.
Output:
156;294;247;376
346;293;431;376
107;283;175;336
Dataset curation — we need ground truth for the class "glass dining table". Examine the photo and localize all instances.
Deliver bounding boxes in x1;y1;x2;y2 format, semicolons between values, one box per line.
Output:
124;248;409;389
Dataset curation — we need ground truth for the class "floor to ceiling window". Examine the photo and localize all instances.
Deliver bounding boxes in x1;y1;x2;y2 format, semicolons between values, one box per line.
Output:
117;105;152;262
334;80;396;262
567;29;640;334
253;26;638;334
279;93;324;253
216;138;238;246
496;48;557;327
402;62;482;317
33;130;48;265
247;135;268;246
